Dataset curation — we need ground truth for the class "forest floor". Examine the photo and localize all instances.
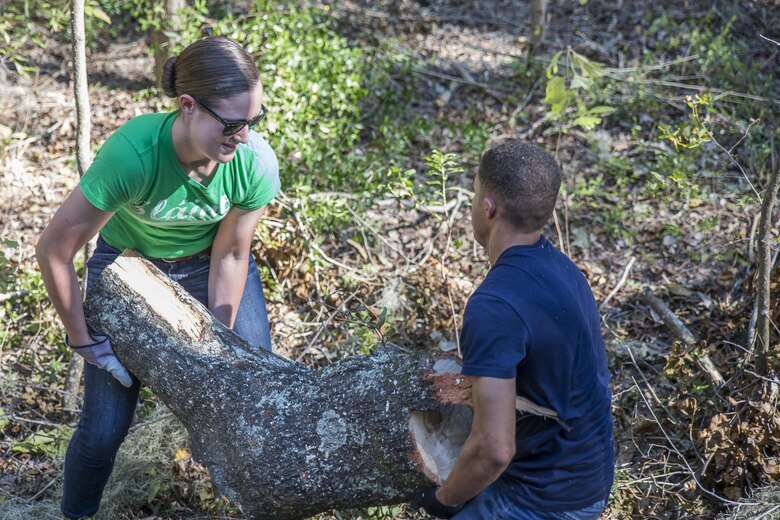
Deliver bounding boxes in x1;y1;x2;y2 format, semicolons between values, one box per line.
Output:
1;0;780;519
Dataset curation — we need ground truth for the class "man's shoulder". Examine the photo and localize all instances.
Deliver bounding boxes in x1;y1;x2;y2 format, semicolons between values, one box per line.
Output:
461;287;529;378
463;287;525;335
235;132;275;167
490;240;593;297
472;262;532;311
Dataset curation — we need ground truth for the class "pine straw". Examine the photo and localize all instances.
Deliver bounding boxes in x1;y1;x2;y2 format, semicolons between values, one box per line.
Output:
718;483;780;520
0;406;213;520
95;408;190;519
0;500;62;520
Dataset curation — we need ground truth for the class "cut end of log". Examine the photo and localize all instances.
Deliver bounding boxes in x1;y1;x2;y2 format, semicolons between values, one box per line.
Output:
409;405;472;483
409;357;472;483
424;358;473;405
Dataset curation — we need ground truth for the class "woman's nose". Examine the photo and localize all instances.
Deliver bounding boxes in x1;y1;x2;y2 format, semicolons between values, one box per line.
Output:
233;125;250;143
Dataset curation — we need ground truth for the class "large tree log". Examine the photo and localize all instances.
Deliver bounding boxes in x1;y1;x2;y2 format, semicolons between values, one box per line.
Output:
83;255;472;520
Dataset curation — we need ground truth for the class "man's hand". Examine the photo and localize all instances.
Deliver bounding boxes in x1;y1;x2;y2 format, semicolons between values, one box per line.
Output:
411;485;463;519
66;333;133;387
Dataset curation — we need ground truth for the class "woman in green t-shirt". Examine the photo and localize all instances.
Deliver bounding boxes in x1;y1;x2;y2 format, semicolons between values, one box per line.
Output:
35;36;280;520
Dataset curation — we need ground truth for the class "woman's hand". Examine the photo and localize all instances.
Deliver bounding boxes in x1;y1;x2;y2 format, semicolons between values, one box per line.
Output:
66;332;133;387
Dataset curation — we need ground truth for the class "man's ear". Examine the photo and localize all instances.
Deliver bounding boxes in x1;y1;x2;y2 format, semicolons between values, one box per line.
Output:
483;196;498;219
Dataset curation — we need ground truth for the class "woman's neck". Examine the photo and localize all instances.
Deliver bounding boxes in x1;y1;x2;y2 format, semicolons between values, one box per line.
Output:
171;116;217;178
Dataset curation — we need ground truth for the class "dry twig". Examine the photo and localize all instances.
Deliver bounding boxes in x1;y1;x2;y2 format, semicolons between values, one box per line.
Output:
760;34;780;47
600;257;636;310
632;377;759;507
639;287;725;387
0;290;30;303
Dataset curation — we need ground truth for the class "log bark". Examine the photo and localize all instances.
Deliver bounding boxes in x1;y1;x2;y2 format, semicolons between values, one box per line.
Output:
83;255;472;520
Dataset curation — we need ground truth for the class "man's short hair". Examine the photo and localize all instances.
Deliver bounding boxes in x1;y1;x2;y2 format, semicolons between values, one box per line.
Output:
477;141;561;232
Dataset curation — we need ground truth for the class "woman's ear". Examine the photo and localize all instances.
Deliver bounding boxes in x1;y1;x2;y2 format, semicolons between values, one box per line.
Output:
178;94;196;115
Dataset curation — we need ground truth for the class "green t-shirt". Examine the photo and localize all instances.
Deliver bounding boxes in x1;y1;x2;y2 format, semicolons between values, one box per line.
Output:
80;112;280;258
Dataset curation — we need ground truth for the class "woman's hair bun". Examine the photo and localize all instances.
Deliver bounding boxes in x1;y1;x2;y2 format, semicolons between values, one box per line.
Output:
161;56;178;97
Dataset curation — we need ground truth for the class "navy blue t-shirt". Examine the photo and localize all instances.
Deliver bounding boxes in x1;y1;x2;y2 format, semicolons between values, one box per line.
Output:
460;236;614;512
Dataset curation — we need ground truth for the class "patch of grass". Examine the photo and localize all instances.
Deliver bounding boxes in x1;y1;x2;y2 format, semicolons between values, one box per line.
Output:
719;482;780;519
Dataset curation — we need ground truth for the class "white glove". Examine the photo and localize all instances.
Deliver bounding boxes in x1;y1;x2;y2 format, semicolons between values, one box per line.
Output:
66;333;133;388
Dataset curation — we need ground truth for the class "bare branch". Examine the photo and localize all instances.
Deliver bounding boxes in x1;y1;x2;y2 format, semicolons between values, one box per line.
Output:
600;257;636;310
639;287;725;387
760;34;780;47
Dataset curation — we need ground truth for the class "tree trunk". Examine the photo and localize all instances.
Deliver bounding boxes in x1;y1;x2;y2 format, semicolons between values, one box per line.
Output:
754;164;780;375
63;0;92;411
71;0;91;176
530;0;548;49
83;255;472;520
152;0;186;88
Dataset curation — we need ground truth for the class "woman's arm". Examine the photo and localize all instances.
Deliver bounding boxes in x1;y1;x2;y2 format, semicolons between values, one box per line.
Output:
35;186;115;345
208;206;265;328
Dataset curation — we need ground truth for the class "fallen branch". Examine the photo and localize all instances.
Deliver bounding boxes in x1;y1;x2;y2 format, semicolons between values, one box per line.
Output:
0;290;30;303
411;66;509;101
599;257;636;310
606;75;780;106
85;255;473;519
639;287;725;387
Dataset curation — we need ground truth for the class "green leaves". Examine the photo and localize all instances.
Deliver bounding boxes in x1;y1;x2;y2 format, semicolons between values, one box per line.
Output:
544;76;568;117
573;115;601;130
424;151;464;180
658;95;713;151
570;51;606;80
575;106;615;130
11;425;73;457
0;239;18;266
84;0;112;25
157;4;370;191
542;48;613;131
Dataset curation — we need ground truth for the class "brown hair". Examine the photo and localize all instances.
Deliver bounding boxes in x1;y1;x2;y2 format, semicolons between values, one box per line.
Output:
477;141;561;232
161;36;261;103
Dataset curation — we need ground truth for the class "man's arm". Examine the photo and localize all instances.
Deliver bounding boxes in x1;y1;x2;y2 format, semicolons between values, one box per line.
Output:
208;206;265;327
436;376;517;506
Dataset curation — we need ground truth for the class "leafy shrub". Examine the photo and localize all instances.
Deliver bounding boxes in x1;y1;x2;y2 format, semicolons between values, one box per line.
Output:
543;48;615;131
139;1;372;192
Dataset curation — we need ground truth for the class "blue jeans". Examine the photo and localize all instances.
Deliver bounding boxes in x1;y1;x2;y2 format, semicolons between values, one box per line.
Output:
453;480;607;520
61;236;272;520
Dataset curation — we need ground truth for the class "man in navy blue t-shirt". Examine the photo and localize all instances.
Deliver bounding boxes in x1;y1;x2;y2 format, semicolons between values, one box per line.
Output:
413;141;614;519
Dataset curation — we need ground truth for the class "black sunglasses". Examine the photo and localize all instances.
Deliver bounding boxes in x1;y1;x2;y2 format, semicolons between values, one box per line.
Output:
191;96;268;136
